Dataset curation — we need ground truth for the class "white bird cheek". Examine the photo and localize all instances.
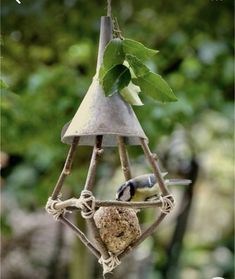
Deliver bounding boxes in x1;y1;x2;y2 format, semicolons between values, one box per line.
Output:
122;190;131;201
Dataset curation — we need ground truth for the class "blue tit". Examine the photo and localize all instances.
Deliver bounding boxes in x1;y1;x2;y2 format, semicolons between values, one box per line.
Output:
116;173;191;202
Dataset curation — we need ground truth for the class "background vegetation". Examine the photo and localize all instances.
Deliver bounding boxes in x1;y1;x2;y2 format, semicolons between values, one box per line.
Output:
1;0;234;279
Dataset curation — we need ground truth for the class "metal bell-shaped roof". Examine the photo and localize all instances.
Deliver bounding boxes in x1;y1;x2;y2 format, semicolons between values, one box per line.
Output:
61;16;147;146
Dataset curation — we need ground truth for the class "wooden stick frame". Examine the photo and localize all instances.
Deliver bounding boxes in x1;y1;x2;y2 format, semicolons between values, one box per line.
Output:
46;135;175;271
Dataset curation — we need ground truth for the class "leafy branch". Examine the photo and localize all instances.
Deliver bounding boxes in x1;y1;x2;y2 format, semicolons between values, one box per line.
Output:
99;38;177;105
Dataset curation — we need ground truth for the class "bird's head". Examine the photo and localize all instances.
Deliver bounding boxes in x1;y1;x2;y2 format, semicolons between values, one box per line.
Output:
116;181;135;201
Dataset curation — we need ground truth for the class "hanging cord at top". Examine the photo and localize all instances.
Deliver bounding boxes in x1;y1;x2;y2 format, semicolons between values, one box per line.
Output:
107;0;112;17
113;17;124;39
106;0;123;39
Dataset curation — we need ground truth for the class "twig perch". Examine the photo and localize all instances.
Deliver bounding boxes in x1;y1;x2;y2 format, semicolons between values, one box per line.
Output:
96;199;162;209
54;198;163;211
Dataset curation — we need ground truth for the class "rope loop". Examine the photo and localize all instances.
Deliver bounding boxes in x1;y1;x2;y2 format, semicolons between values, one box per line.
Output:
159;194;175;214
79;190;96;219
99;252;121;275
45;196;67;220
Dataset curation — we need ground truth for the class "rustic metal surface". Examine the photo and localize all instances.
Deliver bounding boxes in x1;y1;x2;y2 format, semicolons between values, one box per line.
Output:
62;16;148;146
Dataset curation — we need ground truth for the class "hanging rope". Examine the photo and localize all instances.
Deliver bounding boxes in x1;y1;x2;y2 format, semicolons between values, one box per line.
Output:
159;195;175;214
99;252;121;275
107;0;112;17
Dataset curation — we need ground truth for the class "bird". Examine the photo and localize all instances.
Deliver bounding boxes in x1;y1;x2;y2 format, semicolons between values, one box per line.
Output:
116;173;191;202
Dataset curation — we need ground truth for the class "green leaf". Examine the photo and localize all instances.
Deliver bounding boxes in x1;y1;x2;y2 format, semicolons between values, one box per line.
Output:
123;39;158;61
125;54;149;77
102;38;125;70
120;82;143;106
136;72;177;102
102;64;131;96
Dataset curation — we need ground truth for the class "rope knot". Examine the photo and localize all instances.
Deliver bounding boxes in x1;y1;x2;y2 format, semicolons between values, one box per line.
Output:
45;196;66;220
159;194;175;214
79;190;95;219
98;252;121;275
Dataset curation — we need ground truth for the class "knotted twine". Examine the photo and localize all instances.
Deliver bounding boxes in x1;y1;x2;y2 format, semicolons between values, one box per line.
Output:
99;252;121;275
45;190;96;220
159;194;175;214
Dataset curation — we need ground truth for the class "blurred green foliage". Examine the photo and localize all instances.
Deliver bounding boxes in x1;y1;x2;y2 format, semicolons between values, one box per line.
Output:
1;0;234;278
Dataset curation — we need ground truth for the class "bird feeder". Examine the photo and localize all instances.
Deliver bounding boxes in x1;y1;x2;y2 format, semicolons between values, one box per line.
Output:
46;15;175;275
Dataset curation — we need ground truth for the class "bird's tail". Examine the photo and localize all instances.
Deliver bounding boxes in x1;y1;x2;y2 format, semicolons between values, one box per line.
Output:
166;179;192;186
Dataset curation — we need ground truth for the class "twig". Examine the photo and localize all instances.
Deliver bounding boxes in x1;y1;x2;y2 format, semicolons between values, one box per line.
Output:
140;138;170;196
119;212;167;259
54;198;163;211
83;136;110;260
51;137;79;199
96;200;162;209
84;136;103;191
54;198;79;210
117;136;132;181
59;215;100;259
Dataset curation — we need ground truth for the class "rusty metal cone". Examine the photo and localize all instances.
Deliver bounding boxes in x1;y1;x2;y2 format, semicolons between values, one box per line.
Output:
62;16;148;146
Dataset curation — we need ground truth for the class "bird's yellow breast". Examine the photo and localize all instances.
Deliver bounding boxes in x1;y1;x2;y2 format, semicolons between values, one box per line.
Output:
131;184;159;201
